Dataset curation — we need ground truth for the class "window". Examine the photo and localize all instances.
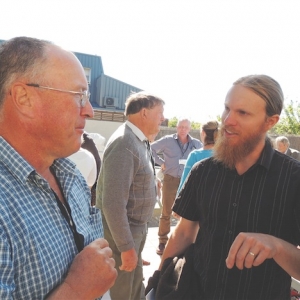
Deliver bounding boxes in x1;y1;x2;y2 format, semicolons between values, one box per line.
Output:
84;68;91;84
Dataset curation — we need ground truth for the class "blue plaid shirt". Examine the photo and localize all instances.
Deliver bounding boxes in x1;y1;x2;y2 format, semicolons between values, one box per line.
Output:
0;137;103;299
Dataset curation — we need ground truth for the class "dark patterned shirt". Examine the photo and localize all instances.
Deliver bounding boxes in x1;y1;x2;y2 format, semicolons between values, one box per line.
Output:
173;140;300;300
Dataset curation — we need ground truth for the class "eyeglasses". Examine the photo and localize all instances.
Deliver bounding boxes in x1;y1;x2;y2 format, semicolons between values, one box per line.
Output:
26;83;90;108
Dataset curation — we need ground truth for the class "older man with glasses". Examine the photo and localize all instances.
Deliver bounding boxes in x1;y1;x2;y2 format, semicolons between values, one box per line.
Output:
0;36;117;299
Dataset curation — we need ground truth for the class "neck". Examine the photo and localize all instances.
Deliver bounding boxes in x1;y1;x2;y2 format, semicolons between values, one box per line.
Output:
178;135;188;144
203;143;214;150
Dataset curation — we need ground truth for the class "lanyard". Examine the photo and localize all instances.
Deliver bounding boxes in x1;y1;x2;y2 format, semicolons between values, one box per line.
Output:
176;139;190;157
50;168;84;253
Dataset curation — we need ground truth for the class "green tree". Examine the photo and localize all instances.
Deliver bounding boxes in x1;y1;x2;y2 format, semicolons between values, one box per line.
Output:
167;117;201;129
167;117;178;128
271;100;300;135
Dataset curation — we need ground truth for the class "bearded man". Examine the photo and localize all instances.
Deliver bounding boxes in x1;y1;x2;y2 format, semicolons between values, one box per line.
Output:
148;75;300;300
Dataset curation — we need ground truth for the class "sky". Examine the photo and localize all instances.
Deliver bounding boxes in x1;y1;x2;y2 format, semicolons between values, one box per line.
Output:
2;0;300;122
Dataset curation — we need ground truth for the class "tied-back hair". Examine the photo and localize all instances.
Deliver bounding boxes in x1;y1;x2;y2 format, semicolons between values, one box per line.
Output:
202;120;219;145
0;36;52;107
124;91;165;116
233;74;284;117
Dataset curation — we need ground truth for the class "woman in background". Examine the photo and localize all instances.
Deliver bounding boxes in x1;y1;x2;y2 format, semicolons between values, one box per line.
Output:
177;120;219;194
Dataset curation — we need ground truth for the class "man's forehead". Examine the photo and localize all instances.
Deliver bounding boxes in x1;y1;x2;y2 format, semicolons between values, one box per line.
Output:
225;85;267;109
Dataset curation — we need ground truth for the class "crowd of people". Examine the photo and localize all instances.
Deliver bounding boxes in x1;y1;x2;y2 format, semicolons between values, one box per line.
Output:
1;36;300;300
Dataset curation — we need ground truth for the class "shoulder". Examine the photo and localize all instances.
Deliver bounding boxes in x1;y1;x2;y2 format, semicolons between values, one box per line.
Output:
189;136;202;146
156;134;175;142
151;134;175;149
272;149;300;170
290;148;300;154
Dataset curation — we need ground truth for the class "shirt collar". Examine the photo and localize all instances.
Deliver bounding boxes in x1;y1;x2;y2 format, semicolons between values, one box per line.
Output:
126;121;147;142
0;136;76;184
174;133;191;142
254;138;275;170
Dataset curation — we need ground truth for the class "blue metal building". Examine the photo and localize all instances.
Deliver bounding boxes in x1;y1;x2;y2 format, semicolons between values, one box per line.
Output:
73;51;142;111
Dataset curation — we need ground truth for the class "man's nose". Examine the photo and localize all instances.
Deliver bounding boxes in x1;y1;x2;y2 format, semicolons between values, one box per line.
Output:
81;101;94;118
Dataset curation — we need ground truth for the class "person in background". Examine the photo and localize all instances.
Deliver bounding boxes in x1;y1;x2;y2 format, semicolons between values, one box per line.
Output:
151;118;202;255
150;74;300;299
0;36;117;299
68;146;97;188
96;91;165;300
177;120;219;194
81;131;102;205
275;135;300;161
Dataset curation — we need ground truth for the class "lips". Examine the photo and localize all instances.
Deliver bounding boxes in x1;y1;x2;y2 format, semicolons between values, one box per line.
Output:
223;127;238;137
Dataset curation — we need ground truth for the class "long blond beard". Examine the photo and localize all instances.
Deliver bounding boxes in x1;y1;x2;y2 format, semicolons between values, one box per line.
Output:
213;126;265;169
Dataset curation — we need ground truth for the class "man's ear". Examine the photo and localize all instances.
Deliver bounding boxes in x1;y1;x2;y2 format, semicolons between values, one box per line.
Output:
266;114;280;130
140;107;148;119
10;83;35;118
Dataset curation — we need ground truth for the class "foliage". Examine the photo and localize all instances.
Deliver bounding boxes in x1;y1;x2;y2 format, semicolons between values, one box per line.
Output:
168;117;178;128
271;100;300;135
167;116;201;129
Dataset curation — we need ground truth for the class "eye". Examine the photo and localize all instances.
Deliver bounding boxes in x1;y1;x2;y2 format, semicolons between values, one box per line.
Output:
238;110;247;115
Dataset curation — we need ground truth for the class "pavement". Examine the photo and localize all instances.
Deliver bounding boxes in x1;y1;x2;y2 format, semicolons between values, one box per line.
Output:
102;203;177;300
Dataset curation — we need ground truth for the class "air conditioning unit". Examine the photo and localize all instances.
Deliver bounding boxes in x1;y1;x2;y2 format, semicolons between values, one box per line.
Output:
104;97;118;108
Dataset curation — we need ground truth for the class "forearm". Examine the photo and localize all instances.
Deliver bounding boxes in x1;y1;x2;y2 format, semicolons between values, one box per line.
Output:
47;282;83;300
273;238;300;280
159;218;199;270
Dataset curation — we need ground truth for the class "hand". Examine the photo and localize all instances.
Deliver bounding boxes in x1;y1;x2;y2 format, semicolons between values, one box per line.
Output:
119;248;138;272
49;238;117;299
226;232;278;270
161;164;165;171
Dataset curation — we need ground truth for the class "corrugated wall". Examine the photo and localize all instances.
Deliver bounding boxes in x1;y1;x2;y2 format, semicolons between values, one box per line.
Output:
96;74;142;110
73;52;104;105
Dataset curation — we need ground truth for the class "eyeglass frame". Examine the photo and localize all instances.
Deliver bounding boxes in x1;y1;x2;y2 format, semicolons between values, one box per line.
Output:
26;83;90;108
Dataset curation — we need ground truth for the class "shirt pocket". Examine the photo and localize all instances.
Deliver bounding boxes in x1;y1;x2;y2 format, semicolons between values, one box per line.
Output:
85;206;104;244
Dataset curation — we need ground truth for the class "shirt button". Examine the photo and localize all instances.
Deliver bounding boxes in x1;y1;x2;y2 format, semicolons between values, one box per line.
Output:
233;203;237;207
228;230;233;234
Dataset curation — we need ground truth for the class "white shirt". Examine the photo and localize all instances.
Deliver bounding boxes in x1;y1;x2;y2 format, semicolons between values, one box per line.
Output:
68;148;97;187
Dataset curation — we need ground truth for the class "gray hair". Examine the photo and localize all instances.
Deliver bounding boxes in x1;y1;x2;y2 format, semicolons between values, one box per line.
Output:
275;136;290;146
124;91;165;116
233;75;284;117
0;36;52;107
176;118;191;127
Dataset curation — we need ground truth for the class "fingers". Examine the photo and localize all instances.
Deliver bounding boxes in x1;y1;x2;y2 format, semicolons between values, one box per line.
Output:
226;233;274;270
119;264;135;272
91;238;110;249
120;248;138;272
63;239;117;299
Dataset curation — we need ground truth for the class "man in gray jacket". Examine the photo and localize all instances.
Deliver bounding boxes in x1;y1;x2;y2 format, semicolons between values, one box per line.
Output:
96;91;165;300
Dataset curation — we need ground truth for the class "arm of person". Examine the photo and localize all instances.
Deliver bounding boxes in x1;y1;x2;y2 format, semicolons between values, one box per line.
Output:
159;217;199;270
226;232;300;279
101;142;138;269
47;238;117;299
119;247;138;272
150;138;166;166
177;151;197;195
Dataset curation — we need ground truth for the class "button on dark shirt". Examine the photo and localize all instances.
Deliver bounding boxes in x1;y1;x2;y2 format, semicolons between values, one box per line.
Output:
173;140;300;300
